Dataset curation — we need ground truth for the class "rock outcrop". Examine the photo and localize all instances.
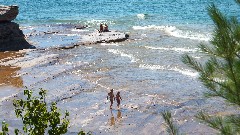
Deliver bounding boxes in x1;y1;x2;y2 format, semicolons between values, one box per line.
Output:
0;5;18;22
0;5;35;51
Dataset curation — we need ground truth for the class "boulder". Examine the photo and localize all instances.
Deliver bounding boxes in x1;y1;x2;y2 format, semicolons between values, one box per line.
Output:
0;5;18;22
0;5;35;51
0;22;35;51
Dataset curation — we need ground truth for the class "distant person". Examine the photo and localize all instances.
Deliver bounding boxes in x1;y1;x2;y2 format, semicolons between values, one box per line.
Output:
116;91;122;109
99;24;103;32
103;23;109;32
107;89;115;109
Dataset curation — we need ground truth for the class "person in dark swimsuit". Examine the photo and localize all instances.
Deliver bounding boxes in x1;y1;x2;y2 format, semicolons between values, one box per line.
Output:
107;89;115;109
116;91;122;109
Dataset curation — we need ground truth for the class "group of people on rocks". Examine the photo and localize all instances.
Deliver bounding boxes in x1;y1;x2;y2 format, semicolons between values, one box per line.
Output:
99;23;109;32
107;89;122;109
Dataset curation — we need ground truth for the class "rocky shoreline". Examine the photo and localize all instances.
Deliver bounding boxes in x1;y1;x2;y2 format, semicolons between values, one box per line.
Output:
0;5;129;52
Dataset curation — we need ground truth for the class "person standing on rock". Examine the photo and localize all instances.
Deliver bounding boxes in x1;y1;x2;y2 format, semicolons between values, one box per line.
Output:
104;24;109;32
99;24;103;32
107;89;115;109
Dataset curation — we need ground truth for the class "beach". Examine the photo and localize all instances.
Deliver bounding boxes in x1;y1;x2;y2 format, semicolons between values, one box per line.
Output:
1;0;240;134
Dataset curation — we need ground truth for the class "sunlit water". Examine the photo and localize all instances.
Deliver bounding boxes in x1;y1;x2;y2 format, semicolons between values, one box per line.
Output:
0;0;240;134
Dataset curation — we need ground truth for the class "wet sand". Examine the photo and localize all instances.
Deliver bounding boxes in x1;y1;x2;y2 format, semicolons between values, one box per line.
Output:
0;51;25;88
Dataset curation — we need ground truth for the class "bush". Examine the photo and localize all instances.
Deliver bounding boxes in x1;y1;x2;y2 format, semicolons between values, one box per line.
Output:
0;89;90;135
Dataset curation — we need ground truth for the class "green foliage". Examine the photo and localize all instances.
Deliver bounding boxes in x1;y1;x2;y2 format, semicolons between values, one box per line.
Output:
1;89;90;135
161;111;179;135
13;89;70;135
182;0;240;134
78;130;92;135
0;121;9;135
196;112;234;135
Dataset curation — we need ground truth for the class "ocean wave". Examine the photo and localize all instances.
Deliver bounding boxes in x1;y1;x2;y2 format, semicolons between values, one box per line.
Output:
86;19;115;26
108;49;138;63
139;64;198;77
145;46;198;53
132;25;210;41
132;25;167;30
137;14;147;19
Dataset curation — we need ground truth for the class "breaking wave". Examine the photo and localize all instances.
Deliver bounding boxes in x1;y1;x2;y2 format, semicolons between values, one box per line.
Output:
145;46;199;53
139;64;198;78
132;25;211;41
108;49;138;63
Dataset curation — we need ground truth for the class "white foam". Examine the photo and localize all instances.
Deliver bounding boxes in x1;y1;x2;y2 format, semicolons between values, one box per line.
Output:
86;19;114;25
139;64;198;77
166;27;210;41
132;25;166;30
108;49;138;63
71;29;89;32
145;46;198;53
132;25;210;41
137;14;146;19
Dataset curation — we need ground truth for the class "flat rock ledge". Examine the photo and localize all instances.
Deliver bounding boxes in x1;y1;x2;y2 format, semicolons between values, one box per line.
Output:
0;5;35;52
58;31;129;49
81;31;129;44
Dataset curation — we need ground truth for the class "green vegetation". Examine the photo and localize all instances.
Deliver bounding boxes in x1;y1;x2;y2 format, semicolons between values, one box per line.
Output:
161;111;179;135
0;89;90;135
182;0;240;134
0;121;9;135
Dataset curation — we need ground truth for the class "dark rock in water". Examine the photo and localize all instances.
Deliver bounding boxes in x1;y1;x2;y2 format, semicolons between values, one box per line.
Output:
0;22;35;51
0;5;18;22
0;5;35;51
74;25;88;29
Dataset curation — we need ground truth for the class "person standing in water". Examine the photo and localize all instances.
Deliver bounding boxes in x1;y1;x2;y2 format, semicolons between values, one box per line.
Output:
116;91;122;109
107;89;115;109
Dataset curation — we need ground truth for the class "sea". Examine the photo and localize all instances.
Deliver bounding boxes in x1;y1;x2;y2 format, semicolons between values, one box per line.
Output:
0;0;240;134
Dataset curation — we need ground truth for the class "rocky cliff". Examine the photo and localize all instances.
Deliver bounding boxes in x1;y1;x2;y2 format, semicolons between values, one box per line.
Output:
0;5;35;51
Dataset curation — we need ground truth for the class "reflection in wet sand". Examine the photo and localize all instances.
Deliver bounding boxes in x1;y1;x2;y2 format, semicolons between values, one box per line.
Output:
0;51;24;88
117;110;122;120
109;110;122;126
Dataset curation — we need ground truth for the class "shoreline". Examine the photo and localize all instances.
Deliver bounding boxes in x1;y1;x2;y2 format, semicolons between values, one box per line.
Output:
0;23;237;135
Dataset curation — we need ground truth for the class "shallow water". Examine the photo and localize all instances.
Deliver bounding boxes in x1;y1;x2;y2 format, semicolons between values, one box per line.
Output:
1;0;240;134
0;25;238;134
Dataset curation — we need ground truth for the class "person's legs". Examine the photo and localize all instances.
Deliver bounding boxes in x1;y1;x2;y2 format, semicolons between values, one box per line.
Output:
117;100;120;109
110;99;113;109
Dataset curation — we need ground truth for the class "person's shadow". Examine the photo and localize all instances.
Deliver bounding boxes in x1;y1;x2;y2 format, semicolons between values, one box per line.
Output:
109;109;122;126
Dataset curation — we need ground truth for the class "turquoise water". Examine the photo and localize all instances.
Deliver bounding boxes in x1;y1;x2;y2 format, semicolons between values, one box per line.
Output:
1;0;239;27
